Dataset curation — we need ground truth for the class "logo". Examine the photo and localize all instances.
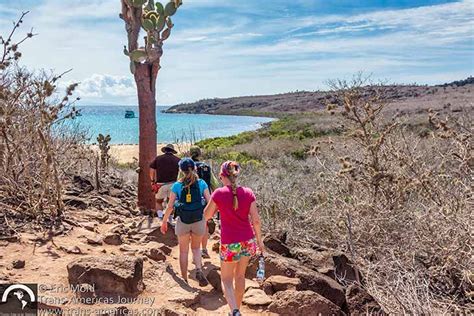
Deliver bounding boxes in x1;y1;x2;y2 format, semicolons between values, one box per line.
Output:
0;284;37;316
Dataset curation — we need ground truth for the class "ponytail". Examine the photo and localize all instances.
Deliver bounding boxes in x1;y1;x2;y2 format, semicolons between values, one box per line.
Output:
180;167;198;189
229;174;238;210
220;161;241;211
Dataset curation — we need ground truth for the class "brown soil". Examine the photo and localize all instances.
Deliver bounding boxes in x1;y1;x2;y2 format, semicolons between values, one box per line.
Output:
0;214;274;315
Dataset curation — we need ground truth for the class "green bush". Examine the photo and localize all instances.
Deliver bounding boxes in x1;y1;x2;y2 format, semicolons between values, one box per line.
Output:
196;131;256;150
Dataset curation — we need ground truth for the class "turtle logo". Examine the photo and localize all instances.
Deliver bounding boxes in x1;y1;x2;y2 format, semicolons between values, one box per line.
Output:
1;284;36;311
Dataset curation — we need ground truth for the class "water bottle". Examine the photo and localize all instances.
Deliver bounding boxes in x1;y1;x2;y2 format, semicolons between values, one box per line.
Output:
256;255;265;281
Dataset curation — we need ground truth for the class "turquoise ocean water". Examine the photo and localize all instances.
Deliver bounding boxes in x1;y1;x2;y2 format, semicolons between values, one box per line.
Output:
76;106;274;145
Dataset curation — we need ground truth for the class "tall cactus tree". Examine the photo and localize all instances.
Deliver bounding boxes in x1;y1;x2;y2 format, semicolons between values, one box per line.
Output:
120;0;182;211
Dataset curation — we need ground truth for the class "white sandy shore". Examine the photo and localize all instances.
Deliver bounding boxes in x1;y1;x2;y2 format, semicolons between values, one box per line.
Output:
91;143;191;165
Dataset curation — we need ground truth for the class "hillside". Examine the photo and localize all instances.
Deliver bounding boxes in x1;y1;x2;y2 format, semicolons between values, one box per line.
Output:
165;77;474;116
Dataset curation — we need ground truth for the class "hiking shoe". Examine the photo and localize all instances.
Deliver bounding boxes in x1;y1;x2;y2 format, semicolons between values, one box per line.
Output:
201;249;210;259
195;270;209;287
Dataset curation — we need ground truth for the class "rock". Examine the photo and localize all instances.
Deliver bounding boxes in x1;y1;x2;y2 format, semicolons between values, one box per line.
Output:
246;253;346;308
119;245;138;254
0;235;19;243
291;247;362;284
103;233;123;246
296;269;347;308
207;268;222;292
73;175;94;193
333;254;361;284
94;195;121;208
145;262;199;307
146;248;166;262
86;211;109;223
81;222;97;232
110;224;128;234
243;288;272;306
12;260;25;269
75;283;96;305
63;246;82;254
212;242;220;253
109;188;123;198
63;195;89;209
86;235;103;245
111;207;132;217
137;220;178;247
346;284;385;315
67;256;144;296
263;234;291;257
245;279;260;291
146;242;172;256
263;275;301;295
268;290;345;316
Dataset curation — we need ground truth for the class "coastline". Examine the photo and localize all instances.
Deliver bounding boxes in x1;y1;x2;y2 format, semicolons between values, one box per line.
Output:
98;116;277;165
91;143;191;165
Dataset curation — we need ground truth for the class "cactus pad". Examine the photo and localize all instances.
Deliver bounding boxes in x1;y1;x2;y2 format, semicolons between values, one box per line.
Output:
161;28;171;41
141;18;154;31
155;2;165;15
156;15;166;32
164;1;177;16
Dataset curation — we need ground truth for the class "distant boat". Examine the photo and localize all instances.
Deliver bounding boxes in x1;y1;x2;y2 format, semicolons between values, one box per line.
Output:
125;110;135;118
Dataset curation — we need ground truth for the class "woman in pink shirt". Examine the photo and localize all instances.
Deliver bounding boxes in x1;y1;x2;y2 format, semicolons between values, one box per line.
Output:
204;161;264;316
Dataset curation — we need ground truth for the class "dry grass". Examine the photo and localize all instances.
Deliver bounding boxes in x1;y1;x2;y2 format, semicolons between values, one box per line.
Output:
223;75;474;313
0;13;91;218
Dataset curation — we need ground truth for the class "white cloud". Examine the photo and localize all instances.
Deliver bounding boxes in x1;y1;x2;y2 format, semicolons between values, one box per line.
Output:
1;0;472;105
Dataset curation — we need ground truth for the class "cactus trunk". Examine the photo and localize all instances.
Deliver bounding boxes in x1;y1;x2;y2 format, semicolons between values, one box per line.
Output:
134;62;158;212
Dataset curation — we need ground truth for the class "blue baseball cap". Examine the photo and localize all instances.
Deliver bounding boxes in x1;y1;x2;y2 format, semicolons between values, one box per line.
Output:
179;157;196;171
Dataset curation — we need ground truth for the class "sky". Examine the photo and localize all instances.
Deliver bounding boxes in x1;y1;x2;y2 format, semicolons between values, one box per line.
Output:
0;0;473;105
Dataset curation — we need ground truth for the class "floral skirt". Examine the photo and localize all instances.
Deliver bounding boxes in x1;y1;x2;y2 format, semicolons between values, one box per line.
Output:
220;238;257;262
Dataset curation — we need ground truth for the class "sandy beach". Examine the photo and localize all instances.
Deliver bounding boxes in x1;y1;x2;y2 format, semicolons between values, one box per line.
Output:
93;143;191;165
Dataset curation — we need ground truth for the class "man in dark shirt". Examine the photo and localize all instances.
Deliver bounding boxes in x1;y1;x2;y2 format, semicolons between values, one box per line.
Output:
149;144;180;218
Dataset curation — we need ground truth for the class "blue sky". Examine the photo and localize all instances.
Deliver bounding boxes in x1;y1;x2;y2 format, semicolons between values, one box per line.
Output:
0;0;473;105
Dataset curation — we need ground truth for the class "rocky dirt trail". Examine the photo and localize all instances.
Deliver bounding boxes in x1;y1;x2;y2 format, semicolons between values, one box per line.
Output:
0;208;274;315
0;177;385;315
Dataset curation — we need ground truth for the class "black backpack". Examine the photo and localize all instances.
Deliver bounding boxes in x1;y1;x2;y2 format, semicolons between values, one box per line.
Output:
175;182;204;224
196;162;212;189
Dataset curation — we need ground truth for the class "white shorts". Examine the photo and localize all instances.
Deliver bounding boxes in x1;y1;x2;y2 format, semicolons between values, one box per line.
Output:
156;183;172;201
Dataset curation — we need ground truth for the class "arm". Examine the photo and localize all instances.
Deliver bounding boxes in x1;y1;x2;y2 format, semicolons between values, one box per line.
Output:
204;199;218;220
149;168;156;183
249;201;264;253
203;188;211;203
160;192;177;234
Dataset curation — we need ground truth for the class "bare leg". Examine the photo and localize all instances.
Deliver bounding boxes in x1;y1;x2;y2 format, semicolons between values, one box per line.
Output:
178;234;191;281
221;261;238;312
190;233;203;270
234;256;250;309
191;233;209;286
201;230;209;251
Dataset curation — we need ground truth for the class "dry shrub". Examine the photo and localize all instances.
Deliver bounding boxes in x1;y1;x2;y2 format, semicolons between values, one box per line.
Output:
240;75;473;313
0;12;90;218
